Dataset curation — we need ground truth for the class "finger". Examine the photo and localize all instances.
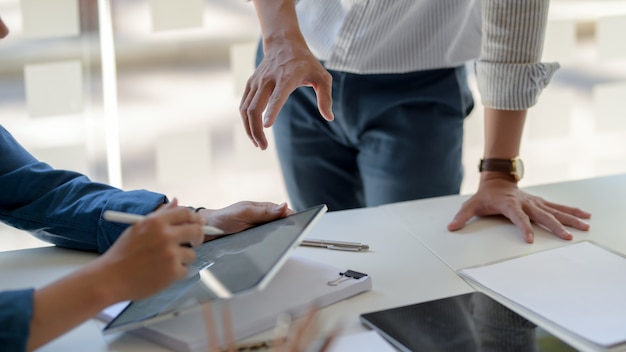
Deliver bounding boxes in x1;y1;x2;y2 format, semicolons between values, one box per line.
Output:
262;81;299;128
202;302;220;352
202;234;221;242
247;82;276;150
239;83;259;148
276;202;295;216
154;206;205;227
172;223;205;247
272;313;291;351
318;328;341;352
541;199;592;220
290;305;318;351
0;17;9;39
529;205;574;240
175;246;197;267
162;197;179;210
173;259;191;280
447;201;477;231
499;206;535;243
539;203;590;231
242;202;293;230
312;73;334;121
221;302;236;352
258;201;292;220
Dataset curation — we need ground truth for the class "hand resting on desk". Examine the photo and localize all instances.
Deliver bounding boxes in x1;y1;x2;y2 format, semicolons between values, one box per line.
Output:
448;176;592;243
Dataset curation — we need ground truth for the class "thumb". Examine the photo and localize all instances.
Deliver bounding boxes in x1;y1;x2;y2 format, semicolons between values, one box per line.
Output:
447;210;473;231
313;82;334;121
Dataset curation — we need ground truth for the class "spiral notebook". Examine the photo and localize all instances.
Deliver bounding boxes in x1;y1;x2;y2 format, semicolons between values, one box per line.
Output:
98;255;372;351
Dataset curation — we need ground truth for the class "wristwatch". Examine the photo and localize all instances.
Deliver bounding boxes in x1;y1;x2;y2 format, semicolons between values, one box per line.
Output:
479;157;524;182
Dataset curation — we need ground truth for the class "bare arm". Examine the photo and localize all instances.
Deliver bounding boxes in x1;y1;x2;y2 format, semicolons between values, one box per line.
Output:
449;108;590;242
448;0;591;242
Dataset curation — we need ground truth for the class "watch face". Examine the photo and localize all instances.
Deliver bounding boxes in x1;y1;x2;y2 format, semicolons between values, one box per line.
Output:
513;157;524;181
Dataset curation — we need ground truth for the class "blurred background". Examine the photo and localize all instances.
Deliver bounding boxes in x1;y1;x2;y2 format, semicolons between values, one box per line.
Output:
1;0;626;251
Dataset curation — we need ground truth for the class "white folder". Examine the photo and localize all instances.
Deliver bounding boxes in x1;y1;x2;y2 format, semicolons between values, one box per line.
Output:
99;255;372;351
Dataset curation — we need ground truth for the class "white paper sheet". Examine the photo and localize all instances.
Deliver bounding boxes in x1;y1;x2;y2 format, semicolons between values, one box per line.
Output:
460;242;626;348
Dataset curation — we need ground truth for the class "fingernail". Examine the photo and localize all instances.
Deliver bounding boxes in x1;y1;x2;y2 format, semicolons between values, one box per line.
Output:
275;202;287;212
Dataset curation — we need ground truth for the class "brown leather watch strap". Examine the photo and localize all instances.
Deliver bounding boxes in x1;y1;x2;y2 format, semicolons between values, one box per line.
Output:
479;157;523;182
479;158;514;172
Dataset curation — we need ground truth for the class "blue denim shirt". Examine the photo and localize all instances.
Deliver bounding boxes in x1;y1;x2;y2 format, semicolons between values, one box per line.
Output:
0;125;167;350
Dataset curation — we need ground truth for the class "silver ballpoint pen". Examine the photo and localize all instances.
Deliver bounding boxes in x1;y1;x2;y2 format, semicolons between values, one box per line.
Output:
300;238;370;251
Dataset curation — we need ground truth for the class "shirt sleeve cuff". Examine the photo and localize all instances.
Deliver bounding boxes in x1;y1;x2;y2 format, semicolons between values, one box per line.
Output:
96;190;167;253
0;289;34;351
475;61;560;110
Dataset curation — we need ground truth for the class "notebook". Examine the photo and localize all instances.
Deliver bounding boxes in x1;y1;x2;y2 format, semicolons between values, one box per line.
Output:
104;204;327;334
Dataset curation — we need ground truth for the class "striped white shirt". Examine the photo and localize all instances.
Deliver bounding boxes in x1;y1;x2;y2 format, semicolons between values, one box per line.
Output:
294;0;558;110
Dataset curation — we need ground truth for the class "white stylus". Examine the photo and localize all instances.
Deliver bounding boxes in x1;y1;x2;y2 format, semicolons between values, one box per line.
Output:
103;210;224;235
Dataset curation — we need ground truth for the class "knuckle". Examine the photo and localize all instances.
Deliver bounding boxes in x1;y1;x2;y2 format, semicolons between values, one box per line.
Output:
183;250;197;265
162;247;178;262
258;75;275;86
321;70;332;82
239;102;249;115
246;105;261;119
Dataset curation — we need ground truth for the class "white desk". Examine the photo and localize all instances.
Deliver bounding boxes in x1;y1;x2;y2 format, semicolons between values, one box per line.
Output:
383;173;626;351
2;174;625;351
0;205;473;351
383;173;626;270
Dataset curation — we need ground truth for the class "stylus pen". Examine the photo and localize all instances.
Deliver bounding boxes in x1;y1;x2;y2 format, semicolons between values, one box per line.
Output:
301;238;370;251
103;210;224;235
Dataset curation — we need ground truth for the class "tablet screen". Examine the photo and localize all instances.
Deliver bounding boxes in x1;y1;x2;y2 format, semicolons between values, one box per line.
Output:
104;204;327;333
360;292;576;352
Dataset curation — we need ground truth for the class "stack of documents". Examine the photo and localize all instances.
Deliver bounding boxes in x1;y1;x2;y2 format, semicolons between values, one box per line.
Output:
459;241;626;350
99;255;372;351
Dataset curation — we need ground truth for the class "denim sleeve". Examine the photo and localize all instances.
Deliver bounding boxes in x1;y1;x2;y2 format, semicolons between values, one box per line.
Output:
0;289;34;351
0;125;167;253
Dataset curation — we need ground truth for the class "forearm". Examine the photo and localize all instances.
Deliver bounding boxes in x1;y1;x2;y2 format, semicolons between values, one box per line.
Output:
252;0;306;49
482;108;526;181
27;260;120;351
483;108;526;159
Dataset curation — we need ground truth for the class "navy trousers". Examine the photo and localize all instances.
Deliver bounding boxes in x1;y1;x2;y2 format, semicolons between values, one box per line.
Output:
258;47;474;211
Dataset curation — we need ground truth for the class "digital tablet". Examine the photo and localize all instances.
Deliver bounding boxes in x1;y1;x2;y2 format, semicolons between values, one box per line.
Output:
104;204;327;334
360;292;576;352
